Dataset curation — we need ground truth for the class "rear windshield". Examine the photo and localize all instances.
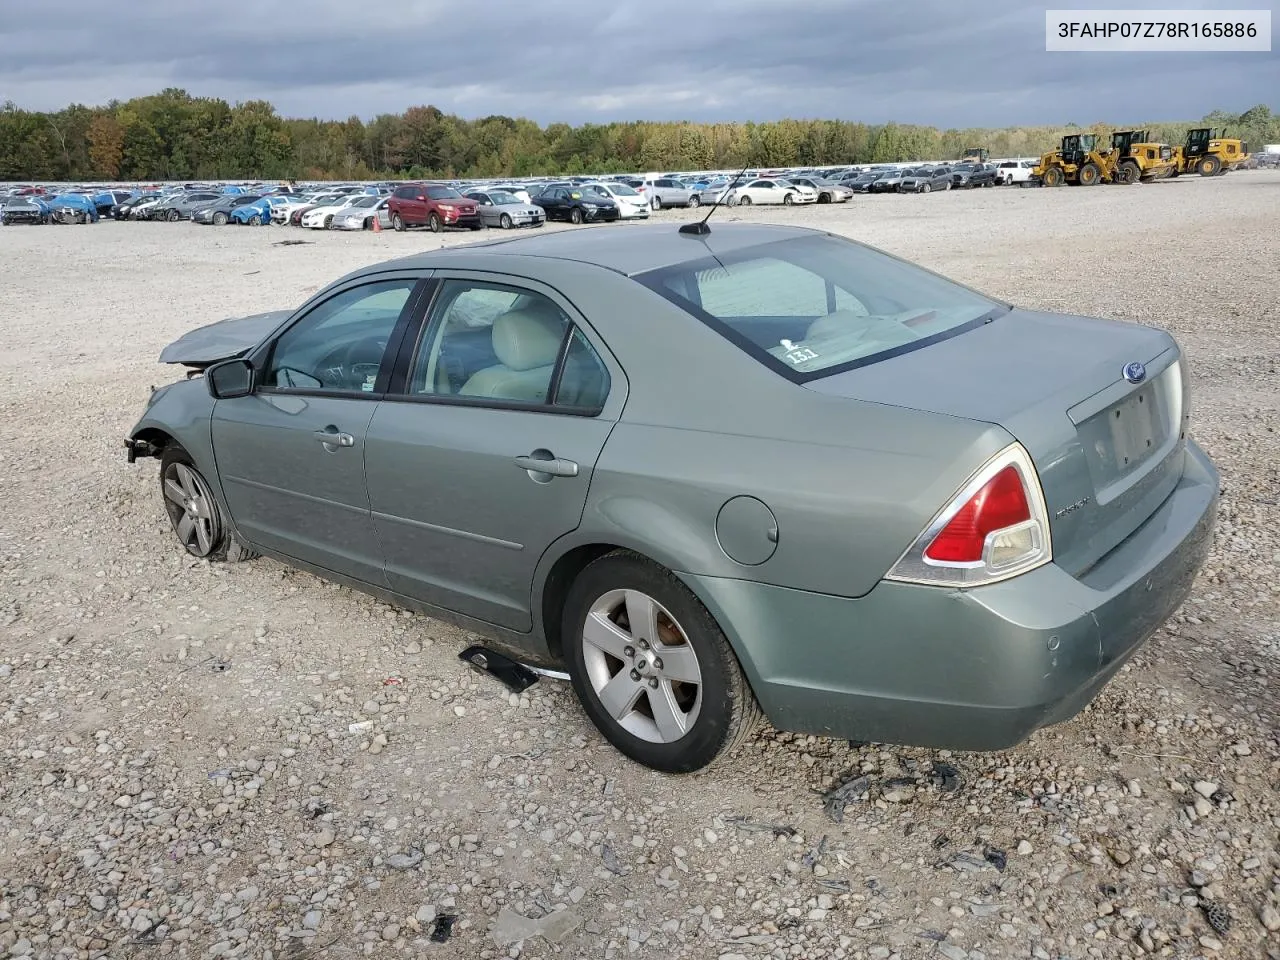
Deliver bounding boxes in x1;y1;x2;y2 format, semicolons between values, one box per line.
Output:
636;235;1003;382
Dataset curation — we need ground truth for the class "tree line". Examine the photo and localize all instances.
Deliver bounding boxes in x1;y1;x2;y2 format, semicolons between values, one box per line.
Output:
2;89;1276;183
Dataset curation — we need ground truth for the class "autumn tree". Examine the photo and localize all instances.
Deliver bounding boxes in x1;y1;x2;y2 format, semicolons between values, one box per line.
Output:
87;114;125;177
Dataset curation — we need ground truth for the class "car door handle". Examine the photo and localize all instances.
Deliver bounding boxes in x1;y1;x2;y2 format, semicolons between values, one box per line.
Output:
514;454;579;478
314;428;355;448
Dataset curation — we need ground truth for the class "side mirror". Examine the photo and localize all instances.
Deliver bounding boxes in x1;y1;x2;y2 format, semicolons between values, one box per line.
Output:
416;195;427;202
206;358;254;399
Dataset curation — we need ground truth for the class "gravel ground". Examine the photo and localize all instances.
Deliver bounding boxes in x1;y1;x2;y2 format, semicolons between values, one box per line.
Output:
1;173;1277;960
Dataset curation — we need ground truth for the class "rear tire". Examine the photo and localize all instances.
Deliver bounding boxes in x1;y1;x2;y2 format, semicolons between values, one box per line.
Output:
159;447;258;562
563;551;762;773
737;195;751;206
1042;166;1064;187
651;196;663;210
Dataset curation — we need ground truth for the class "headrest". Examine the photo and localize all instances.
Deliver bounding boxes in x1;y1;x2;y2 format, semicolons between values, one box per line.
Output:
806;309;867;340
491;305;565;371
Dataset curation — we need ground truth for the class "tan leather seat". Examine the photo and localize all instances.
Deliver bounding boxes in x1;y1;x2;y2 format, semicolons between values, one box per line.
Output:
459;304;566;402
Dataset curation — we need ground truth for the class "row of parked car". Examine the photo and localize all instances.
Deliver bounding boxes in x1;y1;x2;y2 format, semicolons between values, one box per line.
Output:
1;156;1044;232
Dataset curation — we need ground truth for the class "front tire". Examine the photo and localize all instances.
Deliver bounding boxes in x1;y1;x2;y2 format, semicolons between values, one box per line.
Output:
499;213;513;229
213;211;228;226
428;212;443;233
783;192;794;206
1079;162;1101;186
167;209;180;222
922;183;932;194
563;551;761;773
1198;155;1221;177
570;207;585;225
160;447;257;562
687;195;701;208
392;213;405;232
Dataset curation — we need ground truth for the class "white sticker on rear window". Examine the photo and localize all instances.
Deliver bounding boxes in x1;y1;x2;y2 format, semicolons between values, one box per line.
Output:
780;340;818;364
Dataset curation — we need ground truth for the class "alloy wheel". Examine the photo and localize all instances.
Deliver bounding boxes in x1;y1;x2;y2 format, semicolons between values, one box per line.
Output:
581;589;703;744
162;462;220;557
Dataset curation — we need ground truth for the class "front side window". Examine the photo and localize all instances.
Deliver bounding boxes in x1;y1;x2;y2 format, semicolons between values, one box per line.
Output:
408;281;609;410
265;280;416;393
637;235;1003;382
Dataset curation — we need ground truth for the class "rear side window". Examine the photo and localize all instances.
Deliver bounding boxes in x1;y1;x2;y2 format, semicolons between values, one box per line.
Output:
637;235;1002;382
407;280;609;412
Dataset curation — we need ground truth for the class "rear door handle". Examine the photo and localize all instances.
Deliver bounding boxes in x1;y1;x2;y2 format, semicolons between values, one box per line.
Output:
314;428;355;448
514;454;579;478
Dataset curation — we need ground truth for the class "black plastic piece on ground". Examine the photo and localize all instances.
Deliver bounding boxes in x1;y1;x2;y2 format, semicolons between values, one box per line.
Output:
459;645;539;693
429;914;457;942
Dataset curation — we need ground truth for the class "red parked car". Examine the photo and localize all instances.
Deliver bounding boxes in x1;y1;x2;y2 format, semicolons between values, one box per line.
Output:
387;183;483;233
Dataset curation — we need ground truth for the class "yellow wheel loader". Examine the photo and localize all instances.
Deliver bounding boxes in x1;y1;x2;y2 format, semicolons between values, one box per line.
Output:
1033;134;1116;186
1108;130;1176;183
1169;127;1250;177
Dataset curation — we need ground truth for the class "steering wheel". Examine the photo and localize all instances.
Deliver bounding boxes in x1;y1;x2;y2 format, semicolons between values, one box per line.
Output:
319;336;387;390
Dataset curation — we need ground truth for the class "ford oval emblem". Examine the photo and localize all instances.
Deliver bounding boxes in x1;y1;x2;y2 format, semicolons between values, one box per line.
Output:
1122;361;1146;384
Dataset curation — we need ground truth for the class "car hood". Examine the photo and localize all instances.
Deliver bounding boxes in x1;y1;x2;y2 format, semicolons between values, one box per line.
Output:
158;310;292;367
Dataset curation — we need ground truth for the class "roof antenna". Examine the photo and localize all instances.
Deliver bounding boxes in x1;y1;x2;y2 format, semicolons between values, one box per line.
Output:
679;161;751;236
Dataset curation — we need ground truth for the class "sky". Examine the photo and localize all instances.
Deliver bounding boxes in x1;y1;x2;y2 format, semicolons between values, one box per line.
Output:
2;0;1276;126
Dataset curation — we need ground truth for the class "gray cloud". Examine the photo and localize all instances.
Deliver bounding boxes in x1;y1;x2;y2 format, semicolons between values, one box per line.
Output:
1;0;1275;125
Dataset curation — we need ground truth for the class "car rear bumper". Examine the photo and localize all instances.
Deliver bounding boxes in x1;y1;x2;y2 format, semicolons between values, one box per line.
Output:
682;440;1218;751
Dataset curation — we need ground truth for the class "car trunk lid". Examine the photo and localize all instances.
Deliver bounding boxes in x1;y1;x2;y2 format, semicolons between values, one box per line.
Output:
805;309;1187;576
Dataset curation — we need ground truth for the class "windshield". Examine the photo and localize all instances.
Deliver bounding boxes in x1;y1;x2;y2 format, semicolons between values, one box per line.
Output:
610;184;639;196
350;196;377;208
490;191;520;204
636;234;1002;382
427;185;463;200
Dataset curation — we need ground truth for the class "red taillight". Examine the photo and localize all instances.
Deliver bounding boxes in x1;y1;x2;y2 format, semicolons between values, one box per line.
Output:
886;443;1051;587
924;465;1031;563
